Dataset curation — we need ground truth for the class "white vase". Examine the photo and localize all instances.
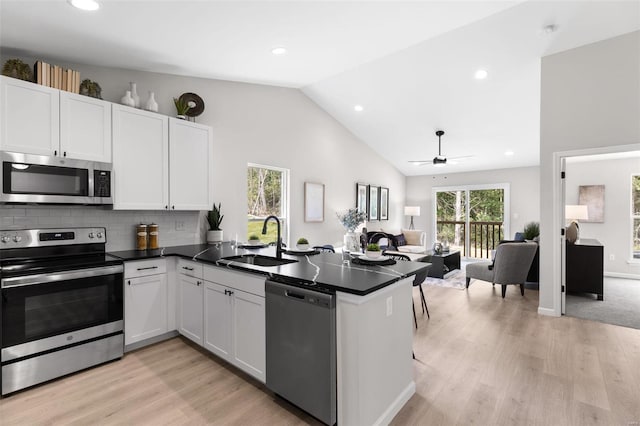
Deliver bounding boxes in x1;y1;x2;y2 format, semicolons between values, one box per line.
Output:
145;91;158;112
207;230;223;243
129;82;140;108
343;231;360;253
120;90;135;107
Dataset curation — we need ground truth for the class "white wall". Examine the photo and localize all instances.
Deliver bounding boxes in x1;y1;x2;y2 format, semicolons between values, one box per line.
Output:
539;31;640;314
0;50;406;249
565;157;640;277
405;166;540;244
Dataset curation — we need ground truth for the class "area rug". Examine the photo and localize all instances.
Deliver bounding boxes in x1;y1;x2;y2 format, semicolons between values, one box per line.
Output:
420;269;466;290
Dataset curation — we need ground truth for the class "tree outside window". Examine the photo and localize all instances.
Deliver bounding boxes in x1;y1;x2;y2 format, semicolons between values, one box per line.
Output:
247;164;289;244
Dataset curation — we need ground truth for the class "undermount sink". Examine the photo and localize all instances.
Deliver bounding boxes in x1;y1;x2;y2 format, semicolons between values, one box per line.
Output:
220;254;297;267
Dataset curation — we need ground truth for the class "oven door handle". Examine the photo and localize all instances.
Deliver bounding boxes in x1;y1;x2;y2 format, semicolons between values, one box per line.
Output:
1;265;124;288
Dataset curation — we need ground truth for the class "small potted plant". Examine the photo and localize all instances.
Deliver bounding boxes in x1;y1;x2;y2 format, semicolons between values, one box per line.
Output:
365;243;381;259
248;234;261;245
173;97;191;119
206;202;223;243
523;222;540;242
296;237;309;251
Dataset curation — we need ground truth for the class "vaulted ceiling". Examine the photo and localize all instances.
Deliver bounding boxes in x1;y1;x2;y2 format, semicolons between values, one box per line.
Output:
2;0;638;175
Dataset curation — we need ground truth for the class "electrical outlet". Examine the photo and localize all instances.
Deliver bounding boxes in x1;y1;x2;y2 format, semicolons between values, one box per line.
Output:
386;296;393;317
609;254;615;261
175;221;185;231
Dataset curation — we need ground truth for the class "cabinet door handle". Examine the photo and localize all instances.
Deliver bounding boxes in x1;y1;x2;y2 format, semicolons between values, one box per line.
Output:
137;266;158;271
127;280;131;285
196;281;201;286
172;205;175;210
182;266;194;271
227;290;234;296
54;150;57;156
63;151;67;157
165;205;168;210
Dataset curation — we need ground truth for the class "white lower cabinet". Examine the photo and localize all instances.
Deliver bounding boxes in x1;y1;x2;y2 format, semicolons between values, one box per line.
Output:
125;274;168;345
204;281;232;359
178;274;204;345
203;267;266;383
124;259;169;347
231;289;265;380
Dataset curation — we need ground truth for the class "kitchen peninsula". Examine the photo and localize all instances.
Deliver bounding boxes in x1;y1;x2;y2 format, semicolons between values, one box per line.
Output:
110;243;428;425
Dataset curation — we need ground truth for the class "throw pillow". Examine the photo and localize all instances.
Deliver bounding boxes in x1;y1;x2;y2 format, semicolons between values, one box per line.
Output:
394;234;406;246
403;229;422;246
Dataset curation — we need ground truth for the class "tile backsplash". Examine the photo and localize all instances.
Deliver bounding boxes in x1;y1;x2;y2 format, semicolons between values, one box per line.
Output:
0;205;205;251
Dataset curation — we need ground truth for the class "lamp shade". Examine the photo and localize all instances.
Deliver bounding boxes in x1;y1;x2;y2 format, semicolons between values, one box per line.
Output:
404;206;420;216
565;205;589;221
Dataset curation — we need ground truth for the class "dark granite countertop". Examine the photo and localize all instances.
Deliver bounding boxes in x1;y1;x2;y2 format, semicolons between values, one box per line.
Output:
109;243;429;296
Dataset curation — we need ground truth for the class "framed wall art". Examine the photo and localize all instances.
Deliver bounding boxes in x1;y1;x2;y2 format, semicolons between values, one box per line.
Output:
304;182;324;222
356;183;368;214
379;187;389;220
578;184;605;222
368;185;379;221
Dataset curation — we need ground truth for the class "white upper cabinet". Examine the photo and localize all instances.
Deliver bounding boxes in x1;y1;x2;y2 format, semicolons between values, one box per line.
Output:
0;76;59;156
169;118;212;210
112;104;169;210
60;91;111;162
0;76;111;162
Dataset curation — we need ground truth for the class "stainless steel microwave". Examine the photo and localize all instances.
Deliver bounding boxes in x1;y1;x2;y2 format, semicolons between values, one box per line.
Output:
0;152;112;205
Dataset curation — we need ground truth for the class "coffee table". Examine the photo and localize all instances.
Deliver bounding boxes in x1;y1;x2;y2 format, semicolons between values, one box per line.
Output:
423;250;461;278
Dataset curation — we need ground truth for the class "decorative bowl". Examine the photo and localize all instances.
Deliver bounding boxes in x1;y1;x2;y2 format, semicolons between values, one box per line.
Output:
365;250;382;259
296;244;310;251
248;239;261;245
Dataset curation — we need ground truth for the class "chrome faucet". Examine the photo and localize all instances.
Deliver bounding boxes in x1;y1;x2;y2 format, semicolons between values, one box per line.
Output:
262;215;283;259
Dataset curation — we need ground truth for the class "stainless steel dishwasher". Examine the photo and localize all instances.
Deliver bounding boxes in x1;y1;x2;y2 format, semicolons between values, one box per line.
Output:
265;278;336;426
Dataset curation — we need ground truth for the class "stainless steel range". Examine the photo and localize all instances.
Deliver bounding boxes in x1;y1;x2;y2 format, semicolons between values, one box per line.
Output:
0;227;124;395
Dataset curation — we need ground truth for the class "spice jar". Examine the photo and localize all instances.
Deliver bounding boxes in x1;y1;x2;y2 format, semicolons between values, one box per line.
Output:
136;224;148;250
148;223;159;249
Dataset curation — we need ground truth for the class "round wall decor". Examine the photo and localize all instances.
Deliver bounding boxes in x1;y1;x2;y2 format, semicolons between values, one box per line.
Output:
179;92;205;117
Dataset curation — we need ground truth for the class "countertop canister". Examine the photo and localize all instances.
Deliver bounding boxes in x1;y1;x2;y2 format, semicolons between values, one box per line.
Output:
136;224;148;250
148;223;159;249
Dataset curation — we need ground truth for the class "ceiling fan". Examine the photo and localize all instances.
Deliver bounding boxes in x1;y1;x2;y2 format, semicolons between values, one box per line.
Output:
408;130;473;167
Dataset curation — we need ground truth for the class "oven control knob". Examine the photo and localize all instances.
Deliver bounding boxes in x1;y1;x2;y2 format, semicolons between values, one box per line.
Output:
97;232;103;239
1;236;9;243
12;236;22;243
88;232;95;239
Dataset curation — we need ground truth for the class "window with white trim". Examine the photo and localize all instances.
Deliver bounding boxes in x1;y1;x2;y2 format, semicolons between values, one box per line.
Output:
247;164;289;245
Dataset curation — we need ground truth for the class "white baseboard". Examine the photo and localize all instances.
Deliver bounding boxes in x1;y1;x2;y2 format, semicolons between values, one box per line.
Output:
373;381;416;426
538;307;559;317
605;272;640;280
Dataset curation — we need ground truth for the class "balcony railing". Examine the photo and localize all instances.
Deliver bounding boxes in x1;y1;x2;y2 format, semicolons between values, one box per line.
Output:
436;220;504;259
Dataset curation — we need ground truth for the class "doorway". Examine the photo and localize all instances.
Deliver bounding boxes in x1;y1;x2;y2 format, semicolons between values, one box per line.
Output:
433;184;510;259
557;148;640;329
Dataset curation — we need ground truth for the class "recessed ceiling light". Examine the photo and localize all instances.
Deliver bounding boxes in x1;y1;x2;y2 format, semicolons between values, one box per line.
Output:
68;0;100;11
504;150;514;156
541;24;557;35
354;105;364;112
271;46;287;56
474;69;488;80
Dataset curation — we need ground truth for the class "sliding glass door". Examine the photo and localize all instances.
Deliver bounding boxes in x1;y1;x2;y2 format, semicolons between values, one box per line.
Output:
434;184;510;259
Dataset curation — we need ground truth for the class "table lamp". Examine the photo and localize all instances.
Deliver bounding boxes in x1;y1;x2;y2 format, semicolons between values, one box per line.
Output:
404;206;420;230
565;205;588;244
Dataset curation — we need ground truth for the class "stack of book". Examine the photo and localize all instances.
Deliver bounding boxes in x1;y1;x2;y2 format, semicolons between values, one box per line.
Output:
33;61;80;94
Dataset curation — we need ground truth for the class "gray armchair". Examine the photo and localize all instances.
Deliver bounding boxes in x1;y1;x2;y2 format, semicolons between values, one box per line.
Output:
465;242;538;298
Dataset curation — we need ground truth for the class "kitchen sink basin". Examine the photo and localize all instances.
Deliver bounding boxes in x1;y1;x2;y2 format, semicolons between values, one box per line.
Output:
220;254;297;267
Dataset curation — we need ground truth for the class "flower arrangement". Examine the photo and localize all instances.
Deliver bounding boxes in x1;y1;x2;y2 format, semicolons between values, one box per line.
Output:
336;208;367;232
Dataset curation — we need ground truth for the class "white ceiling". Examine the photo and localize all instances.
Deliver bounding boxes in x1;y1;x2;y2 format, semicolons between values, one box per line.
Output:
1;1;639;176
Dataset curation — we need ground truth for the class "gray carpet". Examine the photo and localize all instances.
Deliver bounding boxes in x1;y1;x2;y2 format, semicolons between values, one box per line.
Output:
566;277;640;330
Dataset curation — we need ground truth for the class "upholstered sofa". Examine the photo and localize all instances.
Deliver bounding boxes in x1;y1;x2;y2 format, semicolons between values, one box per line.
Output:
362;229;427;254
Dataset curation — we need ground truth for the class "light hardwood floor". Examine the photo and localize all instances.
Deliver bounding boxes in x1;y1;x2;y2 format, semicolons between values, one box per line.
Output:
1;284;639;425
